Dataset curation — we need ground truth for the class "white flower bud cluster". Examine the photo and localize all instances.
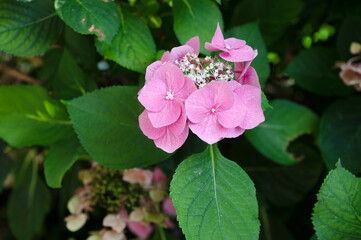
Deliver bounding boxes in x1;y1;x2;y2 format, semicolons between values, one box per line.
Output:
175;53;235;88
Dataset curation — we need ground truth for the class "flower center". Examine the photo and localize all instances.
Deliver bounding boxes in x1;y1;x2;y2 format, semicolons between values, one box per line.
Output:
165;90;174;100
211;108;217;113
225;44;231;50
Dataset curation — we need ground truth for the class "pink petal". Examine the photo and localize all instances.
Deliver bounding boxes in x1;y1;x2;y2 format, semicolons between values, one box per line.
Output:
186;36;200;56
217;93;246;128
205;42;223;52
153;63;185;93
123;169;153;185
145;61;162;83
161;51;170;63
233;85;265;129
188;114;229;144
224;38;246;49
168;105;187;135
208;80;234;111
162;198;177;217
138;80;167;112
185;87;215;124
211;22;225;47
139;111;166;140
170;45;194;62
238;66;261;88
152;167;167;185
154;124;188;153
127;221;153;239
185;81;234;124
175;76;197;101
220;45;255;62
223;126;245;138
235;50;258;80
165;218;175;229
148;100;182;128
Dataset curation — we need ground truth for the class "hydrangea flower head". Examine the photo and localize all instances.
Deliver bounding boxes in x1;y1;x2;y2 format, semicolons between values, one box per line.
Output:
185;80;246;144
205;23;256;62
138;26;265;152
138;63;196;128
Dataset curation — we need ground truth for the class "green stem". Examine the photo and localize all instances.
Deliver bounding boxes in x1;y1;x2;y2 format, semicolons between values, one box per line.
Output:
159;227;166;240
210;144;223;236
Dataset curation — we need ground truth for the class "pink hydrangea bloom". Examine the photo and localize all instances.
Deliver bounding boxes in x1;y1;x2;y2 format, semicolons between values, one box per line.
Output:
205;23;256;63
139;110;188;153
118;209;153;239
170;36;200;62
152;167;167;186
235;64;260;88
162;197;177;217
144;37;199;85
138;63;196;128
228;81;265;130
185;80;246;144
185;80;264;144
122;169;153;185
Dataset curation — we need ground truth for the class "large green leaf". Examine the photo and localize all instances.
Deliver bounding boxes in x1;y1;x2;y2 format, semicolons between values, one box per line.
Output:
67;86;169;169
0;141;12;193
336;16;361;60
173;0;223;55
226;22;270;87
231;0;303;44
44;132;85;188
54;0;120;44
0;0;63;56
246;100;319;165
312;161;361;240
96;10;156;73
285;47;354;96
319;96;361;174
7;161;51;240
0;85;72;147
170;145;260;239
39;48;97;100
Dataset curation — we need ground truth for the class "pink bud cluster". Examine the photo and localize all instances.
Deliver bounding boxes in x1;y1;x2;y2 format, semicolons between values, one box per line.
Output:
138;23;265;153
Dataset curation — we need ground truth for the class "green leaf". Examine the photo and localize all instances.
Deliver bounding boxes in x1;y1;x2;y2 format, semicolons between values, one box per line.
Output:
285;47;354;96
312;161;361;240
173;0;223;55
216;0;221;4
170;145;260;239
54;0;120;44
231;0;303;44
261;92;273;112
246;100;319;164
336;16;361;60
64;26;97;72
319;96;361;174
228;137;323;206
44;132;85;188
0;141;12;193
0;0;63;56
7;161;51;240
96;10;156;73
0;85;72;147
67;86;169;169
43;48;97;100
226;22;270;86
